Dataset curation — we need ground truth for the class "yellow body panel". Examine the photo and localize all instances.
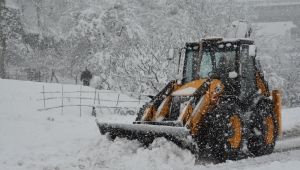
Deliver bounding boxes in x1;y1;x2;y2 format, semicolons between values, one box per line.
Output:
189;79;224;136
153;96;173;121
141;105;156;121
178;104;193;123
256;72;270;96
153;82;181;121
141;82;181;122
272;90;282;135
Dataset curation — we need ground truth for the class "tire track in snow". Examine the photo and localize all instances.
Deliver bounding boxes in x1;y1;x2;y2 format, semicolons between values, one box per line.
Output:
195;149;300;170
194;137;300;169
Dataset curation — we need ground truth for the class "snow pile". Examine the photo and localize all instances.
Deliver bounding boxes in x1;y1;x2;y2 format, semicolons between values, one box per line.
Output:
0;79;195;170
75;137;195;170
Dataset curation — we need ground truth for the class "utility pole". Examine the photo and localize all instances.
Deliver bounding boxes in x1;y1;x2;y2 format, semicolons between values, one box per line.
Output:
0;0;5;79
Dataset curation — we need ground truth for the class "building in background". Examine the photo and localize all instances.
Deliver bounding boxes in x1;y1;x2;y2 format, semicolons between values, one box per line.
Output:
251;0;300;40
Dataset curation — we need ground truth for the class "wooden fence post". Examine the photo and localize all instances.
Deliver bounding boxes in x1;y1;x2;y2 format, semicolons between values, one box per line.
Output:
61;84;63;115
43;85;45;108
80;85;82;117
94;88;96;104
98;92;101;112
138;94;141;105
98;92;102;114
98;92;100;105
114;93;120;114
116;93;120;107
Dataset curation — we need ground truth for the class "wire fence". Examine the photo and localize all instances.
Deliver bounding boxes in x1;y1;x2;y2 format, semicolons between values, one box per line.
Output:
37;84;148;117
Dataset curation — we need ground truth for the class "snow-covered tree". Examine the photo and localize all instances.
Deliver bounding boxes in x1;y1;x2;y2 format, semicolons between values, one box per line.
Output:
9;0;260;95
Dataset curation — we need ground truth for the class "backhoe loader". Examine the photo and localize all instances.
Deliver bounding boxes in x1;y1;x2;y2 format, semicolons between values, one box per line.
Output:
96;21;282;161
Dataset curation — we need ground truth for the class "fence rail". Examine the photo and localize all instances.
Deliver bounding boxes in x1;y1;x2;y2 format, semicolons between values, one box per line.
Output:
39;91;113;94
37;96;147;103
37;84;146;116
37;105;139;111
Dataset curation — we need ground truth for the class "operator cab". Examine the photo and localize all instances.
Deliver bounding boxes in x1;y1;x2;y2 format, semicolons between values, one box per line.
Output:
181;38;256;99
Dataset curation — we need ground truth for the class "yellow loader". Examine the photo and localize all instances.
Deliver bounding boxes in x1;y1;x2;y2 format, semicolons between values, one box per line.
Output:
96;21;282;161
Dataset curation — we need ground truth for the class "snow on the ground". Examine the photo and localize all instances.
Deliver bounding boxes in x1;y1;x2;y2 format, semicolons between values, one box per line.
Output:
74;137;195;170
249;160;300;170
281;107;300;131
192;149;300;170
0;79;300;169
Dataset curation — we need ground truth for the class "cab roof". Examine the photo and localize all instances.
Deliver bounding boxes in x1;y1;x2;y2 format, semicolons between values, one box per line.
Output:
186;37;254;46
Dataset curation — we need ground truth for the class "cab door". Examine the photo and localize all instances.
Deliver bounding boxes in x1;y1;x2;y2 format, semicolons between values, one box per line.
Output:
239;45;257;101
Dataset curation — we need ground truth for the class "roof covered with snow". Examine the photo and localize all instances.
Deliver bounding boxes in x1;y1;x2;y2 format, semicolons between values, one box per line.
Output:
5;0;19;9
254;22;297;37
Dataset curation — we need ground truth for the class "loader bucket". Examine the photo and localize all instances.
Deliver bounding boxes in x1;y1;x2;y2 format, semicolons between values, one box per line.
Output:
95;119;197;153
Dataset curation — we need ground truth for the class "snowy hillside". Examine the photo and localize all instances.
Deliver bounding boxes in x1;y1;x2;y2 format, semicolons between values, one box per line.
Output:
1;79;300;170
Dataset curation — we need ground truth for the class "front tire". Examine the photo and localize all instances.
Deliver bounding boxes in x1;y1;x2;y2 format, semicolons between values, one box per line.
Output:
209;103;243;162
247;101;278;156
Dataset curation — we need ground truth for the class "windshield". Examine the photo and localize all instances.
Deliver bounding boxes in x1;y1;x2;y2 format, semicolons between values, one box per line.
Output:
182;44;237;84
199;47;236;78
183;46;199;83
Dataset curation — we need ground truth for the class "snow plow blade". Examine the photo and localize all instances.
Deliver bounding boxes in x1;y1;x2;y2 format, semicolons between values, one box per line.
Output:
95;119;197;152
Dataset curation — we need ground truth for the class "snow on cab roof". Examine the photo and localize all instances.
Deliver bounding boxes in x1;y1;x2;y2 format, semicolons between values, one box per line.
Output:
201;37;223;41
219;38;253;43
187;38;253;44
186;37;223;44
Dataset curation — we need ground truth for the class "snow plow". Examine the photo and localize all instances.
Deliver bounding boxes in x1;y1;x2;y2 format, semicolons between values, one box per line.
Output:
96;21;282;161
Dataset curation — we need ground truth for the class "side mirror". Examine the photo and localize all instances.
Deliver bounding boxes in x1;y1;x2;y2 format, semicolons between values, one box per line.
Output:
168;49;174;60
175;73;183;80
175;73;183;85
249;45;256;57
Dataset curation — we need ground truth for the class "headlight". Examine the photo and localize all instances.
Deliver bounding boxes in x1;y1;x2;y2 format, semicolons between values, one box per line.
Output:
214;84;223;94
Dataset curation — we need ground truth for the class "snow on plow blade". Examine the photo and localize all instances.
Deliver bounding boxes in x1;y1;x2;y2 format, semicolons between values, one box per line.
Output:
95;119;197;152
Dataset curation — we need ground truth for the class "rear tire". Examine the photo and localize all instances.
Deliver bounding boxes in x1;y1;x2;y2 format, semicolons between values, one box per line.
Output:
209;103;243;162
247;101;278;156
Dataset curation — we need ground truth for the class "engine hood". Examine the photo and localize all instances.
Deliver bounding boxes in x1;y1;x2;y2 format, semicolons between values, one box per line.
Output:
172;79;207;96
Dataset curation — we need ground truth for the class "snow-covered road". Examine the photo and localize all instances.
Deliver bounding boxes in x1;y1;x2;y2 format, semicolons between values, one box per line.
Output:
194;149;300;170
0;79;300;170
